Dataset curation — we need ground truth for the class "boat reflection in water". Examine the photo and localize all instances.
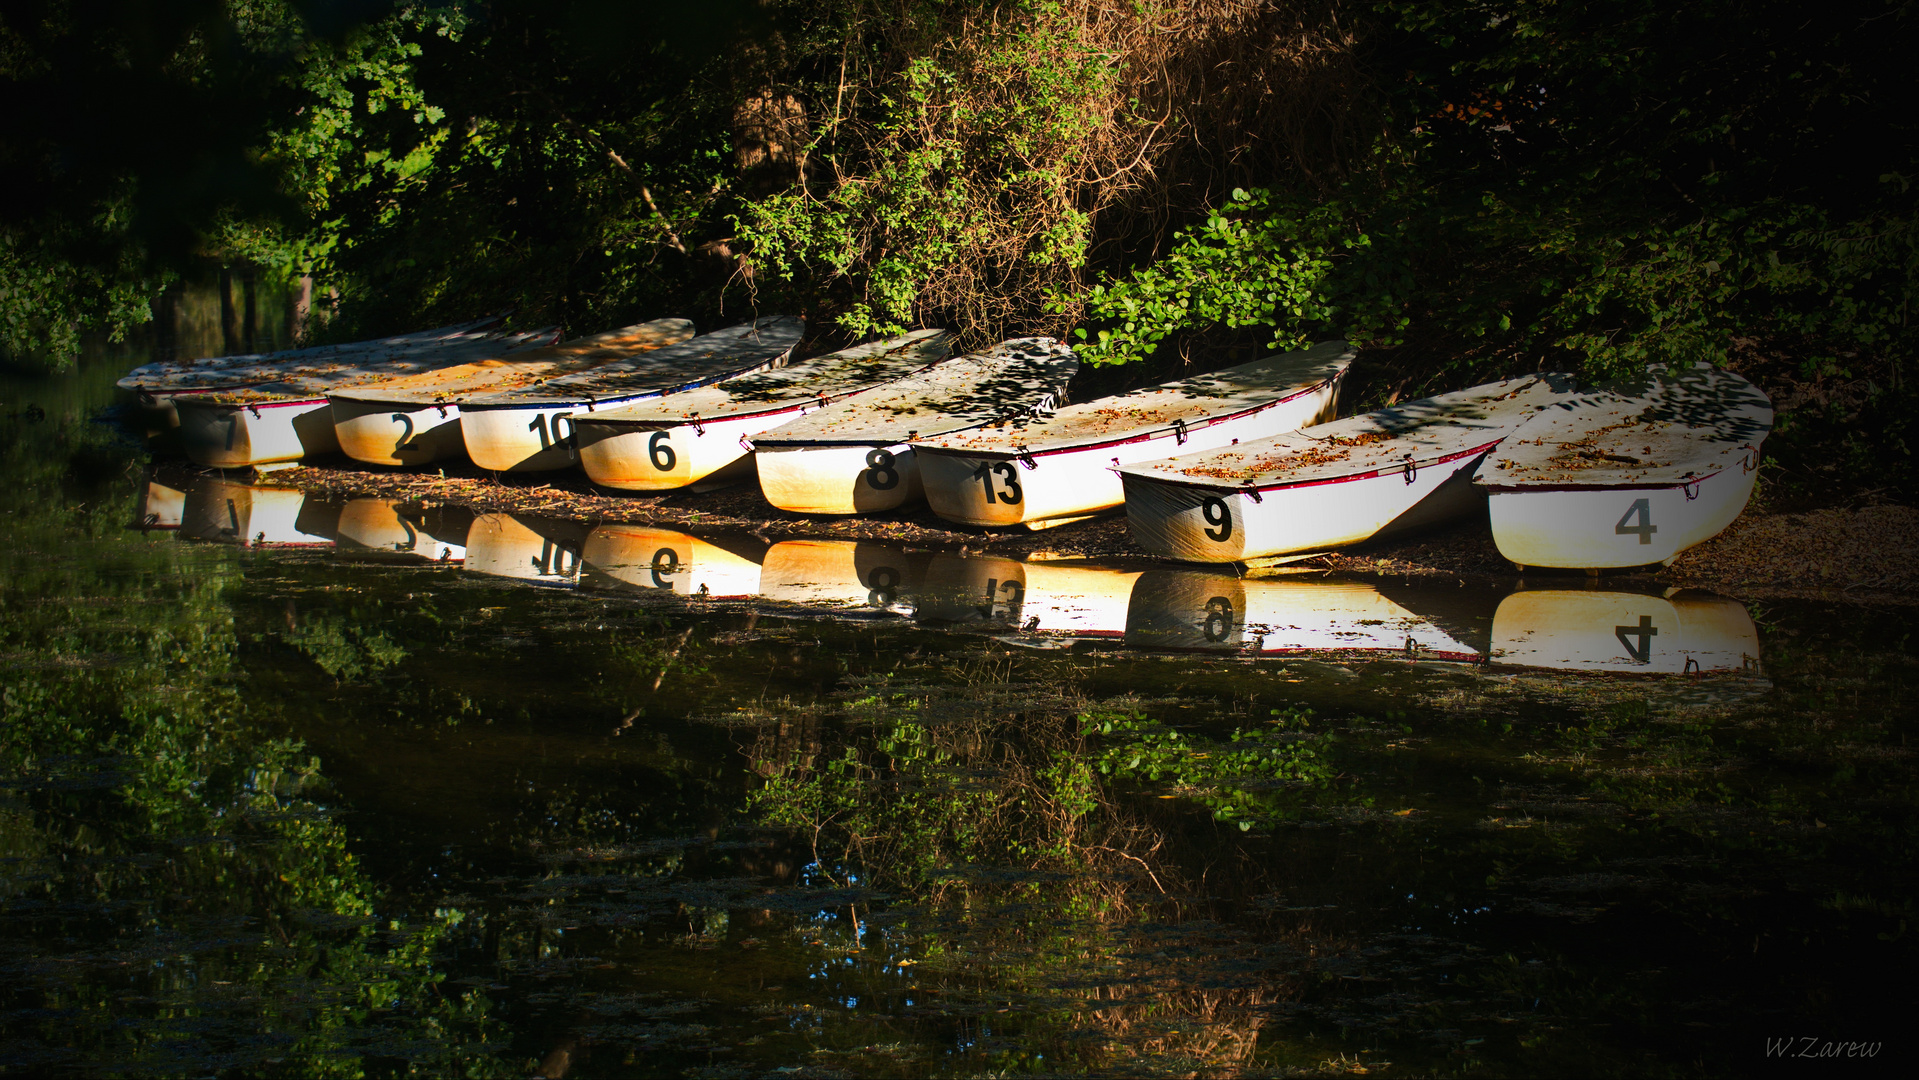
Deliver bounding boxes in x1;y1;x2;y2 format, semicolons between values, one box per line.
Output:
1489;588;1761;674
1125;570;1490;659
178;476;339;547
581;524;766;599
334;499;472;562
915;554;1143;640
462;514;588;587
137;476;187;530
145;474;1767;678
758;540;928;611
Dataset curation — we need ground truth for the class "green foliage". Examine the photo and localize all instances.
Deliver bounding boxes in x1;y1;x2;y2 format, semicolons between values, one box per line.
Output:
1070;186;1408;366
1081;703;1337;828
0;220;174;364
0;359;510;1075
287;611;409;682
736;1;1116;343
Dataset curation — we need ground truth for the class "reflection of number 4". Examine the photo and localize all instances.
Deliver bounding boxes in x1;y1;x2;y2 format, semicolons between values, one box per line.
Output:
1615;498;1657;545
1614;614;1658;663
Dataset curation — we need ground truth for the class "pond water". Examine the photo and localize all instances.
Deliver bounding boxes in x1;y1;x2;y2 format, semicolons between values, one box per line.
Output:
2;325;1911;1077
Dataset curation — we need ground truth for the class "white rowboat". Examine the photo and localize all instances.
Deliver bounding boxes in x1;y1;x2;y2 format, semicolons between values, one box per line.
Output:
573;330;954;492
328;319;696;467
1473;363;1773;569
457;318;803;472
1117;376;1567;562
915;340;1353;529
119;314;506;404
170;324;566;468
751;338;1079;515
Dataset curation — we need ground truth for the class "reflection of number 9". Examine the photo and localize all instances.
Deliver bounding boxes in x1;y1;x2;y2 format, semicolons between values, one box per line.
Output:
1203;596;1234;642
650;547;681;588
865;566;899;607
1200;496;1232;542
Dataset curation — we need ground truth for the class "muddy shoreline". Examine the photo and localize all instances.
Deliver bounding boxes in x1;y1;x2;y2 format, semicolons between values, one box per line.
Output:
164;457;1919;605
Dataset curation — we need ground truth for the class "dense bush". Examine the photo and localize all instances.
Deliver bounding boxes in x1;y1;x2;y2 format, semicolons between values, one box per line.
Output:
2;0;1911;500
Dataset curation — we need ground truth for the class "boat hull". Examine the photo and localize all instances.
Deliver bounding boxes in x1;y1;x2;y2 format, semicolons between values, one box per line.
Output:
576;408;802;491
460;398;642;472
330;395;467;467
177;398;340;467
919;381;1339;528
1122;448;1493;563
755;443;924;514
1483;464;1757;569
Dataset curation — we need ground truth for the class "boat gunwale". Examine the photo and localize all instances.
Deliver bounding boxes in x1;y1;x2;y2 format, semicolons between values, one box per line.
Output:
456;390;661;414
1475;465;1733;494
455;318;801;409
912;370;1345;462
573;397;822;431
178;395;330;413
1116;437;1504;494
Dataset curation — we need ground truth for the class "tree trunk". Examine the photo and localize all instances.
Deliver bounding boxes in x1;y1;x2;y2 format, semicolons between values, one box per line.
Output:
218;267;240;356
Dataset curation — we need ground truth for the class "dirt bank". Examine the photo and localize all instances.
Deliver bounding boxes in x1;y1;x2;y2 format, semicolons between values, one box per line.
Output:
203;458;1917;605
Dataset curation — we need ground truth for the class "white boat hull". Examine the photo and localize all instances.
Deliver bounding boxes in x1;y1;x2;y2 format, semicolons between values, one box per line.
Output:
330;395;468;467
1489;589;1761;674
1484;464;1758;569
460;399;640;472
755;443;924;514
919;381;1339;528
579;524;765;598
1122;447;1494;563
576;407;811;492
177;398;340;468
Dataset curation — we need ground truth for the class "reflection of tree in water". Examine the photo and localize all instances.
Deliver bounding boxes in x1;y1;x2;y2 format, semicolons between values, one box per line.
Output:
741;656;1346;1073
0;466;508;1074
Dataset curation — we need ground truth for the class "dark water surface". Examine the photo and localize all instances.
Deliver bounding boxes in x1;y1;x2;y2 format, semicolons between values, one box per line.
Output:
2;331;1913;1078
